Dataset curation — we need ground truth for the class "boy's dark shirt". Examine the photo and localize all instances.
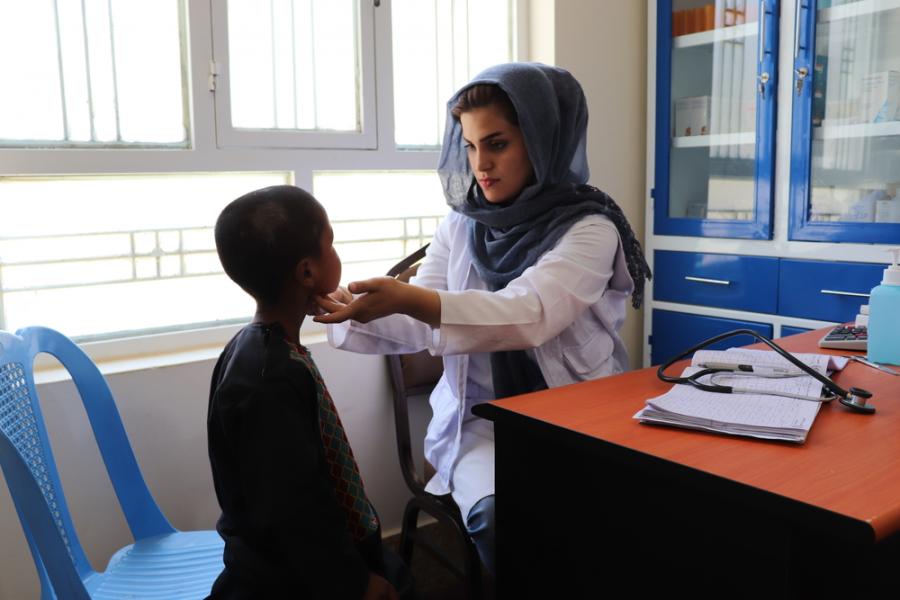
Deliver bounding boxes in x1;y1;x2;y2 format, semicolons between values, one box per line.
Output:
206;323;382;598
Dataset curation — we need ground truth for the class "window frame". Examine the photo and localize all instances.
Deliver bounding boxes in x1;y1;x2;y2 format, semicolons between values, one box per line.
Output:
209;0;379;149
0;0;528;360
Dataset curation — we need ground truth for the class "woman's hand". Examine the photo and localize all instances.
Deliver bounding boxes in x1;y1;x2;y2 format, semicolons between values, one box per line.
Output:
313;277;440;327
307;286;352;316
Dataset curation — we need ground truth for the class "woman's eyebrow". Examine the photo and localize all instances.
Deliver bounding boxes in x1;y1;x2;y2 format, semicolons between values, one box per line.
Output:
479;131;504;143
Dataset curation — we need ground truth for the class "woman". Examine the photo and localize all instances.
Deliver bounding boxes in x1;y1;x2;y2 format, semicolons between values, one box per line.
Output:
316;62;651;574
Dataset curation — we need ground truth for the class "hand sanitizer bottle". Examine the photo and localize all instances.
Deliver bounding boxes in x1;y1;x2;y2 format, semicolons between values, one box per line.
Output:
867;248;900;365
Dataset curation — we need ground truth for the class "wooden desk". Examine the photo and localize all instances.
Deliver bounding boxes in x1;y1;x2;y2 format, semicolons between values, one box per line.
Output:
473;329;900;597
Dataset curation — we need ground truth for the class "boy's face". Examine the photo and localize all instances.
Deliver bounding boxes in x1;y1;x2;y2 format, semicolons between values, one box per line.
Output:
312;218;342;295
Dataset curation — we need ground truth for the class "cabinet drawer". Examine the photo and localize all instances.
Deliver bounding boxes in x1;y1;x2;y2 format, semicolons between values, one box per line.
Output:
650;309;773;366
780;326;813;338
653;251;779;313
778;260;883;323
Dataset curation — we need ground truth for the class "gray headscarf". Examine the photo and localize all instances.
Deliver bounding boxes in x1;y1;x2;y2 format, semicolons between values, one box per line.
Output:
437;62;651;309
439;62;589;207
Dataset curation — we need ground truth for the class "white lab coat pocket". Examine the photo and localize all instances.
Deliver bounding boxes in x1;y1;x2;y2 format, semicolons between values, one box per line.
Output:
560;325;615;380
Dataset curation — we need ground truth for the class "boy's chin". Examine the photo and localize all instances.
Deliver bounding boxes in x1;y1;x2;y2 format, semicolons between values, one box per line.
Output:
304;297;326;317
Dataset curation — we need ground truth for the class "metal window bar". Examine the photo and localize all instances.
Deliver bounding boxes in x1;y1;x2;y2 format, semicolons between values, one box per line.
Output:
264;0;323;130
290;0;299;129
79;0;98;142
51;0;70;141
433;0;515;147
270;0;279;127
434;1;443;144
463;0;471;81
309;0;320;128
107;0;123;142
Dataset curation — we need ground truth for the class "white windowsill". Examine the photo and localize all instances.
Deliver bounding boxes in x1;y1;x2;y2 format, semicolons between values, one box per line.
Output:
32;320;330;385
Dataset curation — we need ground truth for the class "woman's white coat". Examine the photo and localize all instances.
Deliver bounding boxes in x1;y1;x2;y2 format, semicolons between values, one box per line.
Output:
328;209;634;499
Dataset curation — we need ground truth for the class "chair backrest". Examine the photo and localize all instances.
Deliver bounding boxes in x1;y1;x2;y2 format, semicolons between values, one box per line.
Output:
0;327;174;598
385;247;444;495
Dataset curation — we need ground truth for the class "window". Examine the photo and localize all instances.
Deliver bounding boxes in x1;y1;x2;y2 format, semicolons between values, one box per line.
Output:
0;0;522;345
0;0;187;147
392;0;517;147
227;0;361;131
0;173;287;338
313;171;447;281
212;0;377;148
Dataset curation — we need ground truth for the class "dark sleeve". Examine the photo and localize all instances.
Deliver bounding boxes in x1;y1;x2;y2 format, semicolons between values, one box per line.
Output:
229;366;370;599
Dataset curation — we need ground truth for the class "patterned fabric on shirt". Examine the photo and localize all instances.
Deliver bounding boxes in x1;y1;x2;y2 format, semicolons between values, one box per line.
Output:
285;340;379;540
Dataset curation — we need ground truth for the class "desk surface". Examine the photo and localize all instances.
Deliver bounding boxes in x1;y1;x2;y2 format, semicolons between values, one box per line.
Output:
475;329;900;544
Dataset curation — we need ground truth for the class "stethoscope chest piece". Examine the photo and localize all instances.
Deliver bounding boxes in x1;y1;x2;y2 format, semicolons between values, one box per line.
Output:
839;387;876;414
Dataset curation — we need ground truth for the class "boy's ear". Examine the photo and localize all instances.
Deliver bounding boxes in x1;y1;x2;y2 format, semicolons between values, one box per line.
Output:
295;257;317;289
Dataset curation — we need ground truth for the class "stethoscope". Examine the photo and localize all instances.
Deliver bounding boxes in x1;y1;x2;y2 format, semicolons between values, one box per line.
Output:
656;329;876;415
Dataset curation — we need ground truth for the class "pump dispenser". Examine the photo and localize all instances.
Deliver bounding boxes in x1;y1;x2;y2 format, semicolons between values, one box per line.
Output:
867;248;900;365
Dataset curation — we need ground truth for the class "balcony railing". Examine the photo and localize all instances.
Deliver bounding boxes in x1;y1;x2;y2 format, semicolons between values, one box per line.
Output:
0;213;443;334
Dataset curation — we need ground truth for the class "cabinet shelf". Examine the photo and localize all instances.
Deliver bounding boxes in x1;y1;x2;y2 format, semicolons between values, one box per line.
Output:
818;0;900;23
813;121;900;140
672;22;758;49
672;132;756;148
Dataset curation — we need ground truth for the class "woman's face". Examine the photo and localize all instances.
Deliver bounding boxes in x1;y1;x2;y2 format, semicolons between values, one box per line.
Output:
459;104;533;204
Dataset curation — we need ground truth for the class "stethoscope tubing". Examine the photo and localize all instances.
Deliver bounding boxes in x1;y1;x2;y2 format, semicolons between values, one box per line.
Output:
706;372;837;403
656;329;862;402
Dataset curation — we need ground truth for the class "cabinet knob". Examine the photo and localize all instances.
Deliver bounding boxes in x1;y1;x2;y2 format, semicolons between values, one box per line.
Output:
758;72;771;95
794;67;809;96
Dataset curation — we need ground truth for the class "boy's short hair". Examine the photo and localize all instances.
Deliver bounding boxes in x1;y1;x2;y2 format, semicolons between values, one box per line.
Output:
215;185;325;305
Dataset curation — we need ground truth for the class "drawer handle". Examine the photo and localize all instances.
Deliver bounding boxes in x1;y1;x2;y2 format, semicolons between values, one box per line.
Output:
820;289;870;299
684;276;731;286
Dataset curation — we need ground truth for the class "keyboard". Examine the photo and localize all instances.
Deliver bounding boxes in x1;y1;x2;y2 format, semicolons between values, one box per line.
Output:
818;324;867;351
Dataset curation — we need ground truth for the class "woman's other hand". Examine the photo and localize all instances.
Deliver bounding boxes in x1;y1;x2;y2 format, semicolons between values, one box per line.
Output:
314;277;440;326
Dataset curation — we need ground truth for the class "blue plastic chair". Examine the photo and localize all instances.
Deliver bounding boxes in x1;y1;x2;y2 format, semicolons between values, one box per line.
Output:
0;326;223;599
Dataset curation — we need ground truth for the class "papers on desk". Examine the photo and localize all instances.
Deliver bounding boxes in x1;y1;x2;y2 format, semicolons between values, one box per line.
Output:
634;349;849;443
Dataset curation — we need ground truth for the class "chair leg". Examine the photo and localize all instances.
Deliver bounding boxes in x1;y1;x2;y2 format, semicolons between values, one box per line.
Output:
463;538;485;600
398;501;420;565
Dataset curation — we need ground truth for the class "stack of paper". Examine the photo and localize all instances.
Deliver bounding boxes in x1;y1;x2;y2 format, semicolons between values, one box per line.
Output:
634;349;849;443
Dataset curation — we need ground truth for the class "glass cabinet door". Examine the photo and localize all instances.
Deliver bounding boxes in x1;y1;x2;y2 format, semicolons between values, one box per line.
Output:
790;0;900;242
655;0;779;238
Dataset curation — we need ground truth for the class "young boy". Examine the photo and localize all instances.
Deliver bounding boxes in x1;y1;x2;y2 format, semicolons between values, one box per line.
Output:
207;185;400;599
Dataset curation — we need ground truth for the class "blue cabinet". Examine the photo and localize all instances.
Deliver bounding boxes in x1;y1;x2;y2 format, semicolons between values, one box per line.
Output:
655;0;900;243
789;0;900;243
778;259;882;321
646;1;896;368
650;309;772;365
780;325;812;337
649;251;880;360
654;0;779;239
654;250;779;312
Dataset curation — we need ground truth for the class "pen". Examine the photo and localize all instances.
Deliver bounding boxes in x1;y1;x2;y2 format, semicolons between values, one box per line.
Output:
697;362;804;376
847;356;900;376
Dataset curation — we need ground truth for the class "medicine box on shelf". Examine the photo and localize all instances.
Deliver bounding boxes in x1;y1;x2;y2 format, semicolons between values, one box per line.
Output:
674;95;711;137
860;71;900;123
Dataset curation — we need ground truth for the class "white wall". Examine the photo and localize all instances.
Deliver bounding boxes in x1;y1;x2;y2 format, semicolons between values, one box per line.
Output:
0;3;648;598
553;0;649;367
